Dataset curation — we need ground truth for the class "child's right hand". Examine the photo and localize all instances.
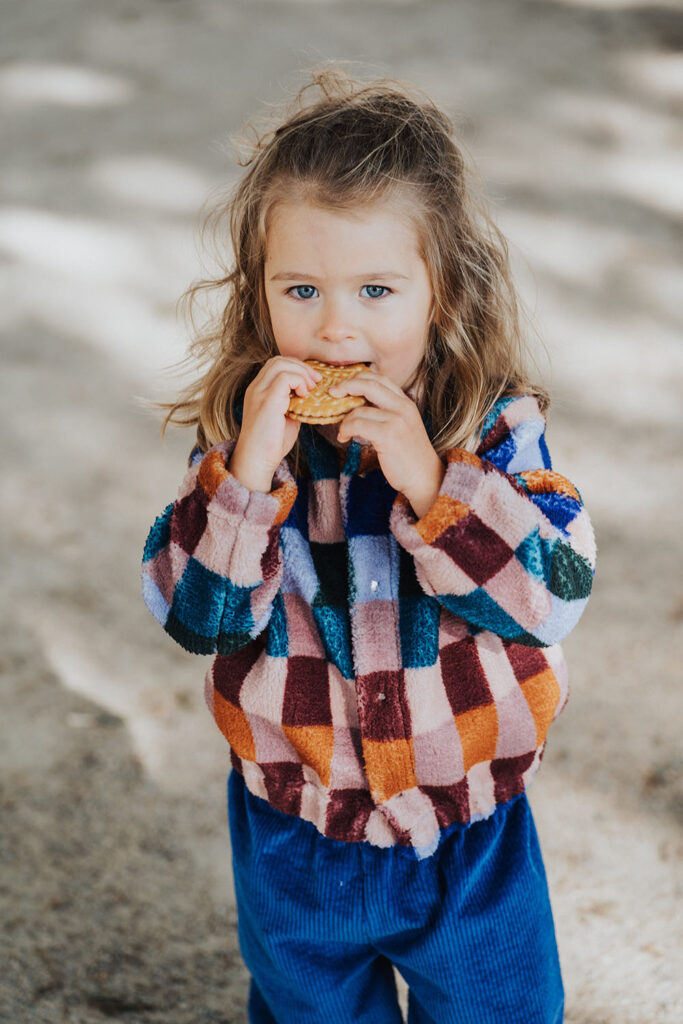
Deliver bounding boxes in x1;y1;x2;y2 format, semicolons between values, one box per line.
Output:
228;356;322;492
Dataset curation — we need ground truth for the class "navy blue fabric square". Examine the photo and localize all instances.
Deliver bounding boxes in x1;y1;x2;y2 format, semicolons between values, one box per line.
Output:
289;479;310;539
310;541;349;607
346;473;397;537
397;542;423;598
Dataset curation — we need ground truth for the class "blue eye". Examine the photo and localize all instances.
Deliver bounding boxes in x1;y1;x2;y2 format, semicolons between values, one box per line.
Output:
362;285;390;299
289;285;318;300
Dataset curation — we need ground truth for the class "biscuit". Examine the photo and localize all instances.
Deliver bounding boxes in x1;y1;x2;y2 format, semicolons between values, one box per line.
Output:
287;359;369;424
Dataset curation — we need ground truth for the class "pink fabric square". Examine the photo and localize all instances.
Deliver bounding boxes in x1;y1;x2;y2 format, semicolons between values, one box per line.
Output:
284;592;326;658
300;770;331;834
474;633;520;701
404;665;454;733
151;541;189;606
230;523;273;587
249;713;300;763
328;727;367;789
414;546;479;597
442;460;483;503
501;395;543;431
364;808;398;847
485;557;551;631
567;509;596;563
412;719;465;785
350;600;401;675
239;652;288;721
383;788;439;847
470;472;538;549
192;518;238;578
329;667;359;729
493;690;538;759
438;613;470;646
466;762;496;820
308;478;345;543
242;760;269;801
212;477;250;517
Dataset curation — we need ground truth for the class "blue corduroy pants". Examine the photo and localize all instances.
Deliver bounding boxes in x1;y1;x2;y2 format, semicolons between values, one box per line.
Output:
227;770;564;1024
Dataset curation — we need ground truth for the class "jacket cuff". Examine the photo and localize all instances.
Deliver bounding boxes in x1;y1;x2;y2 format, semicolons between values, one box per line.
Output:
389;448;487;598
187;441;297;589
195;440;298;529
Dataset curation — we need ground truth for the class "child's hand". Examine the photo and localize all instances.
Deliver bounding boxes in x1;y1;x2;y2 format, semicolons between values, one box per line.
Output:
329;369;446;517
229;357;322;492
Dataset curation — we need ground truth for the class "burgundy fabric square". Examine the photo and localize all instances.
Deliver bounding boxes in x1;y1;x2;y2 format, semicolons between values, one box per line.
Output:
171;490;208;557
491;752;536;804
440;636;493;715
434;513;514;586
420;780;470;828
325;788;375;842
261;526;280;578
282;655;332;726
477;416;508;457
356;670;410;742
212;643;262;705
262;761;305;817
504;642;548;682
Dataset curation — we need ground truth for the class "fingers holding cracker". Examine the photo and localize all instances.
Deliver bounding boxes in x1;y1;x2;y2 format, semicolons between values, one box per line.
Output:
287;360;369;424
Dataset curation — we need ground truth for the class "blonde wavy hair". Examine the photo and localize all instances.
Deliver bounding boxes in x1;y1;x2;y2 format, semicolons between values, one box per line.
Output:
162;66;548;473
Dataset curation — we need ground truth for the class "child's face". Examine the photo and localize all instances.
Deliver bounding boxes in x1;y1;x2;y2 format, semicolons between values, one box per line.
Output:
264;199;434;391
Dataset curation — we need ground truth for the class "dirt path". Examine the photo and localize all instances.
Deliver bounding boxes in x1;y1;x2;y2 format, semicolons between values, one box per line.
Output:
1;2;681;1021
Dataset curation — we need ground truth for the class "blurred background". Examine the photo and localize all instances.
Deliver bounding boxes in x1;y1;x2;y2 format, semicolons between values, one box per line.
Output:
1;1;681;1022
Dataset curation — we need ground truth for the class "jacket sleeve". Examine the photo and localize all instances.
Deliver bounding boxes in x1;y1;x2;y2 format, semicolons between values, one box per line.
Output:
141;440;298;655
390;395;596;647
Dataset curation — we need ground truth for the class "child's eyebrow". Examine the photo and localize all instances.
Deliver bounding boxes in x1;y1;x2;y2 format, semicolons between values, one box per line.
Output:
269;270;409;282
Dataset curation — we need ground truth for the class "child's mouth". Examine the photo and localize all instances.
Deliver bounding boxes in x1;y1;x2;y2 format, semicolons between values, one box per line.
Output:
325;360;372;367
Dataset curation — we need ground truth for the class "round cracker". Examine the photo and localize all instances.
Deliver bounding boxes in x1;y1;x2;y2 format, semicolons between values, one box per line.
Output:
287;359;369;424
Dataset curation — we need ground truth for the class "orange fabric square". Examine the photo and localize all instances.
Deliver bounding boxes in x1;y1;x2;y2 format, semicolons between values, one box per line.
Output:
520;668;561;745
283;725;335;788
198;449;230;500
446;448;482;468
213;690;256;760
274;481;298;525
362;737;417;801
454;704;499;772
518;469;580;501
415;494;470;544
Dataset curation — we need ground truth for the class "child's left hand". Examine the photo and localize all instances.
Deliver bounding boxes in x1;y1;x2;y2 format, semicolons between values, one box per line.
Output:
329;368;446;518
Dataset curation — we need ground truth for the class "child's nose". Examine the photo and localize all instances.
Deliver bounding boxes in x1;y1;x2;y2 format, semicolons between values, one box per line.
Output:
318;298;356;343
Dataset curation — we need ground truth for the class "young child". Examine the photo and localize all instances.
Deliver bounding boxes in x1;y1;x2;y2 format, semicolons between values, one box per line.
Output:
142;69;595;1024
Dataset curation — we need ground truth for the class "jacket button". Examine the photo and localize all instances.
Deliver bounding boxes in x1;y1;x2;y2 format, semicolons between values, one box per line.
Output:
370;580;379;591
377;692;386;702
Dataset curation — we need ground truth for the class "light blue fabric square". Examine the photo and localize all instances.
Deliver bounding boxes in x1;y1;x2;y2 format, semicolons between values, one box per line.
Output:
280;526;320;603
348;534;399;602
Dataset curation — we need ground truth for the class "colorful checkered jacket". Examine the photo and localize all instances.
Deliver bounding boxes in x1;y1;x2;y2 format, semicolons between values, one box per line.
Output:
142;393;595;857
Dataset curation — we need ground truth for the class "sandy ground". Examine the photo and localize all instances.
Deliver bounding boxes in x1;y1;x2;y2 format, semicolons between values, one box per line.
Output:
1;1;682;1021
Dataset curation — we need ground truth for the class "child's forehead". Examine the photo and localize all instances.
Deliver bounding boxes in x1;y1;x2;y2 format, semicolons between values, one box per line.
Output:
264;197;423;257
